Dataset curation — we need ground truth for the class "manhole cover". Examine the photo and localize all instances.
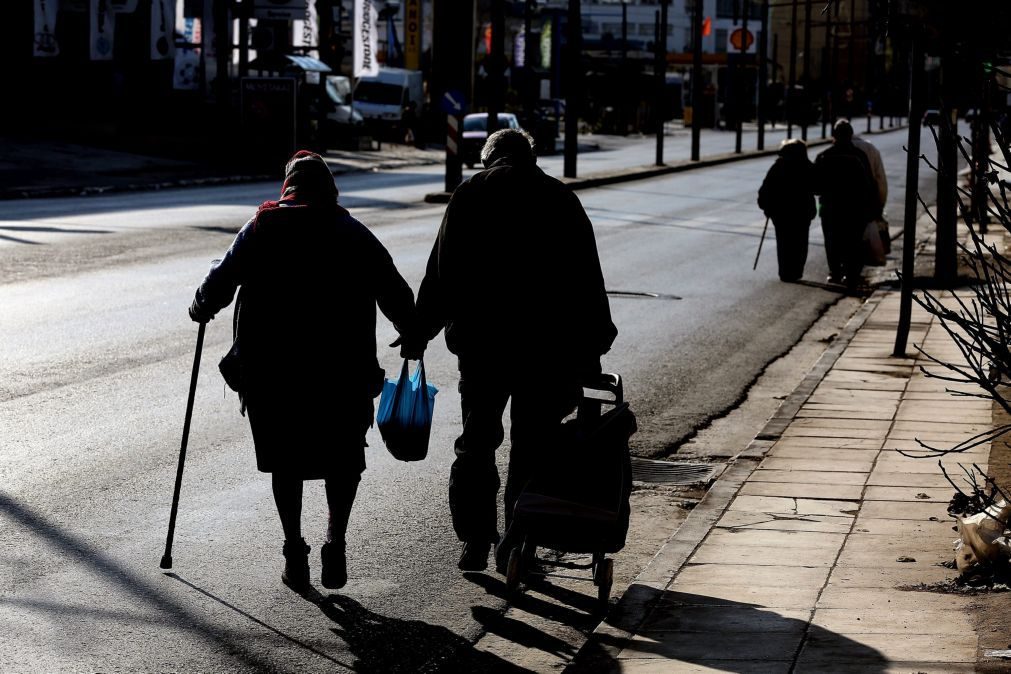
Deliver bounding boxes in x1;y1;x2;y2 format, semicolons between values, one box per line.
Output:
630;458;720;486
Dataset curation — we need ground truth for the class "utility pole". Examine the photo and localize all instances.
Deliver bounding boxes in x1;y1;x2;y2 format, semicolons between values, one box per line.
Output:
655;0;669;165
432;0;476;193
734;0;749;154
690;0;703;160
787;0;798;138
935;52;959;286
564;0;581;178
894;37;924;357
757;0;768;150
487;0;505;135
801;0;811;140
822;5;831;138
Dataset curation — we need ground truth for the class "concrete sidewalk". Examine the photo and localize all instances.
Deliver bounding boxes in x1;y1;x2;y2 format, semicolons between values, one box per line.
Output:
577;289;989;672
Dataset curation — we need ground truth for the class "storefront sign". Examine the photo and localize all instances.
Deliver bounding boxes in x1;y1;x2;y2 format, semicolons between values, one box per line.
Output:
404;0;421;70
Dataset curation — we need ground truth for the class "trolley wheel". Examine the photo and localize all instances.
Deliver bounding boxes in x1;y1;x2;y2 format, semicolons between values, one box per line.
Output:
505;547;522;594
594;558;613;614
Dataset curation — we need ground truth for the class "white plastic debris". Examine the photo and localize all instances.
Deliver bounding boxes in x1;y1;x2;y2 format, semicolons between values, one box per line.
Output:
954;500;1011;576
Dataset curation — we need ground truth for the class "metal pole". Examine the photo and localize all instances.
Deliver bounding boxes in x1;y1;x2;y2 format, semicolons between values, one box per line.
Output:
564;0;581;178
656;0;669;165
822;6;831;138
735;0;749;154
691;0;703;160
757;0;768;150
935;53;958;286
160;322;207;569
893;37;923;357
787;0;798;138
487;0;504;135
239;2;249;77
801;0;811;140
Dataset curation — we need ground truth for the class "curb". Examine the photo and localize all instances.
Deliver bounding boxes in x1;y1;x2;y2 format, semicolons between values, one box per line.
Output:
2;125;905;202
568;290;887;672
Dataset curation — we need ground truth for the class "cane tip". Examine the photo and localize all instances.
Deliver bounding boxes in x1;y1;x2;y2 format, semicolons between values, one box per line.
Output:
159;554;173;570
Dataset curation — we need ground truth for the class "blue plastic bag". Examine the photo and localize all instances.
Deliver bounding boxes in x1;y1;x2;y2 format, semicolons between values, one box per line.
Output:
376;359;438;462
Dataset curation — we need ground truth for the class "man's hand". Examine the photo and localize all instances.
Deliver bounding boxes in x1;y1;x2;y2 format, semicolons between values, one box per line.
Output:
390;333;428;360
189;297;213;324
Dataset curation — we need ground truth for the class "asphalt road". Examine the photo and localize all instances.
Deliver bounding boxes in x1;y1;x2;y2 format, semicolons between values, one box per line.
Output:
0;127;935;672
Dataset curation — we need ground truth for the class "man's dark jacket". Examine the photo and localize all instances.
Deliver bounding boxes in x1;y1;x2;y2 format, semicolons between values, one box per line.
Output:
813;141;880;224
416;156;617;373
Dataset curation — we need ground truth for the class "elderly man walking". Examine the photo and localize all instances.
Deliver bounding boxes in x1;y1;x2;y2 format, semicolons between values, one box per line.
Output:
415;129;617;572
814;120;880;289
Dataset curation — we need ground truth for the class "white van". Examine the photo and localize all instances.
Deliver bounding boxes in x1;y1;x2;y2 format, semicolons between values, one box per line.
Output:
352;67;424;126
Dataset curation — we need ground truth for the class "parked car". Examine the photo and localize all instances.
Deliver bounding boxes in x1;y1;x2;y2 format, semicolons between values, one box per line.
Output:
462;112;521;168
923;109;942;126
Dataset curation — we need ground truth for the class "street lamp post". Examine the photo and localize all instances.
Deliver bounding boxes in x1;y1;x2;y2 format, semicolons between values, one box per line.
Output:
656;0;670;165
690;0;703;161
801;0;811;141
786;0;798;138
563;0;581;178
757;0;768;150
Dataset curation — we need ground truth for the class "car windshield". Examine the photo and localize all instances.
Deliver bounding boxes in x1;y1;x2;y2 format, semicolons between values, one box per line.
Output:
463;115;516;132
354;81;403;105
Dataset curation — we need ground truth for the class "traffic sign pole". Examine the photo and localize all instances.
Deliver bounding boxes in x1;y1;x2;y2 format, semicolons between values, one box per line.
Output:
445;114;462;192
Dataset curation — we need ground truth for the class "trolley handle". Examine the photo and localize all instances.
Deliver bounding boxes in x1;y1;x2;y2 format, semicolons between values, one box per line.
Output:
581;373;623;406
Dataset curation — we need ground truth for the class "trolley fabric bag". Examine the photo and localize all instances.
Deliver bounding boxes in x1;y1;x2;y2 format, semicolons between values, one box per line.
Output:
376;358;438;462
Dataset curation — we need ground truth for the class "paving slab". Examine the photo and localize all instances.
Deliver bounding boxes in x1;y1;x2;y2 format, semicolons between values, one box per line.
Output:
862;486;950;502
659;584;823;609
797;632;978;665
610;658;791;673
810;606;975;634
865;471;955;488
640;606;811;634
826;564;956;589
674;563;831;588
715;510;854;535
768;443;882;457
728;495;860;517
795;408;897;420
850;517;956;538
857;501;948;520
688;543;839;567
759;457;875;473
738;482;864;500
750;470;869;485
817;585;972;611
618;632;803;661
704;529;847;550
793;663;976;674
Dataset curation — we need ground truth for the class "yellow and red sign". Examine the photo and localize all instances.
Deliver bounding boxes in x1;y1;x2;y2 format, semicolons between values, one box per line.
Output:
404;0;421;70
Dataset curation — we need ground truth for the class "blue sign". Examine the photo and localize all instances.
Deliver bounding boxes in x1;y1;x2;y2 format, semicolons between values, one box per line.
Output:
440;89;467;116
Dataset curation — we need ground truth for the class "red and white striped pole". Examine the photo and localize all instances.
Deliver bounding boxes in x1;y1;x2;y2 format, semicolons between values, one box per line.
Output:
444;114;463;192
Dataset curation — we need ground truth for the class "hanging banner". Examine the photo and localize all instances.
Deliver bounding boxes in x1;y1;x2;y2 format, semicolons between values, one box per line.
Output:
34;0;60;57
292;0;320;60
150;0;175;60
404;0;421;70
90;0;115;60
354;0;378;77
174;16;201;90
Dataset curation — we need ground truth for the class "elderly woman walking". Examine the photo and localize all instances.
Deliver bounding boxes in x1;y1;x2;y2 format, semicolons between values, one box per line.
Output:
188;151;420;591
757;139;817;282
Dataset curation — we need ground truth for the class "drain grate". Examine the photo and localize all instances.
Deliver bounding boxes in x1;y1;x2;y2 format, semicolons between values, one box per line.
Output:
630;458;721;486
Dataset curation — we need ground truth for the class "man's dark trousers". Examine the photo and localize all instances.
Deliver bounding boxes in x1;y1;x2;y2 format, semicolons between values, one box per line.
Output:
448;362;582;545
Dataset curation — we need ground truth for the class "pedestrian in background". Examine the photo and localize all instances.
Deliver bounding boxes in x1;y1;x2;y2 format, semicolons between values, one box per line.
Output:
757;139;816;282
188;151;421;592
852;132;890;257
414;129;617;573
814;120;880;289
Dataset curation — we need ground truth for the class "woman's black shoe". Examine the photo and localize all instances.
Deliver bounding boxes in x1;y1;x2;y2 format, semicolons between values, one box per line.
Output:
321;542;348;590
458;541;490;571
281;538;311;590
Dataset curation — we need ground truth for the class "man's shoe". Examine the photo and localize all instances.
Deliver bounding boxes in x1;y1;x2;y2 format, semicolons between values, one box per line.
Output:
458;541;491;572
281;538;311;591
321;541;348;590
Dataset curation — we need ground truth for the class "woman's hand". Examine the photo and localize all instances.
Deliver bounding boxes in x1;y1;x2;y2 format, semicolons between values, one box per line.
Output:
390;333;427;360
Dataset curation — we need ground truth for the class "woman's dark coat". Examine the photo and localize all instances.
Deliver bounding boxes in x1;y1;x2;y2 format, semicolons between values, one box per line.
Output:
757;154;817;223
192;202;416;477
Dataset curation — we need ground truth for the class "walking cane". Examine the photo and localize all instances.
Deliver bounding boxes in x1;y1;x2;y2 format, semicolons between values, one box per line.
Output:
753;217;771;270
160;321;206;569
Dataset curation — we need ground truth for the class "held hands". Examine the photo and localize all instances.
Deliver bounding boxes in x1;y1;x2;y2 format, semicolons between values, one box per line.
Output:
390;332;428;360
188;297;213;324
